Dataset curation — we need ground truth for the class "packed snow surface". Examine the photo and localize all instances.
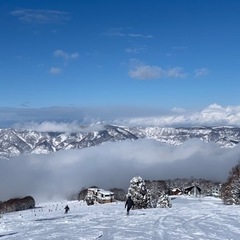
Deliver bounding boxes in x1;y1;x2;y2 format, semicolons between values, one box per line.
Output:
0;196;240;239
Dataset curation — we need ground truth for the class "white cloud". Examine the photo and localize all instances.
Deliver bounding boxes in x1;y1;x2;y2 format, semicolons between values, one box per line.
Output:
171;107;186;113
128;33;153;38
125;47;145;54
129;65;165;80
0;139;238;201
194;68;209;78
104;28;153;38
12;104;240;130
49;67;62;75
118;104;240;127
53;50;79;61
11;9;70;24
17;121;80;132
70;52;79;59
128;60;187;80
1;104;240;128
53;50;68;59
167;67;187;78
14;121;105;133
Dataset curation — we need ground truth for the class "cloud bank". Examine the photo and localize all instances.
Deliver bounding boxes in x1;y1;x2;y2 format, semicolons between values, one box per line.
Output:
0;139;238;202
114;104;240;127
1;104;240;130
13;121;105;133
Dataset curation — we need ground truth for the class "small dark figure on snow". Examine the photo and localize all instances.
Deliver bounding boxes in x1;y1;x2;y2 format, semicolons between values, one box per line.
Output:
64;205;70;214
125;195;134;215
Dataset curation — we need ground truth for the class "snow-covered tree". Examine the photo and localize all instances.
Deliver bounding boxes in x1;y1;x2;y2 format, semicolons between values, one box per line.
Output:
156;192;172;208
145;180;168;207
85;195;95;205
221;162;240;205
127;176;152;209
0;196;35;214
127;176;173;209
109;188;126;201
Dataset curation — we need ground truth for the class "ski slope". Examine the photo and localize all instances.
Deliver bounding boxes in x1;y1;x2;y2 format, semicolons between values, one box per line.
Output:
0;196;239;239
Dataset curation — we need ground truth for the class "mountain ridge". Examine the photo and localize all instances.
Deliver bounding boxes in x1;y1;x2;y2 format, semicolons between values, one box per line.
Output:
1;125;240;160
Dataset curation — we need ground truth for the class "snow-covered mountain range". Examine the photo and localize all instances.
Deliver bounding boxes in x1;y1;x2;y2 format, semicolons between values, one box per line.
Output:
1;125;240;160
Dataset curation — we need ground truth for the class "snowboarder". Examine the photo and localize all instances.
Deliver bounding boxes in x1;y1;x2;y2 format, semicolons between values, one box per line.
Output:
125;195;134;215
64;205;70;214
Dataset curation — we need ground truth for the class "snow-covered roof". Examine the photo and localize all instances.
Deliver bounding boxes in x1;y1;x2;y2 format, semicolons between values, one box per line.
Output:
88;188;113;195
98;189;114;195
88;188;99;191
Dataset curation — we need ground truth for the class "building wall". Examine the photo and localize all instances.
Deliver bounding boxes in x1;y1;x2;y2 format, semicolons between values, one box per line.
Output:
87;188;114;204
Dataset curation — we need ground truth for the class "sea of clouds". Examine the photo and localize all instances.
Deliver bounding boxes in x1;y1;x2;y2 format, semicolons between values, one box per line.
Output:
1;104;240;202
0;139;239;202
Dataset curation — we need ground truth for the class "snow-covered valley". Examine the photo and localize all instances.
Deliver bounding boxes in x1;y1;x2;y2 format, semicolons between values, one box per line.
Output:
1;196;239;240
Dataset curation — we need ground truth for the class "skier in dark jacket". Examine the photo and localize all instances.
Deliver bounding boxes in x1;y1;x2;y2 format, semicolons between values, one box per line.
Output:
64;205;70;214
125;195;134;215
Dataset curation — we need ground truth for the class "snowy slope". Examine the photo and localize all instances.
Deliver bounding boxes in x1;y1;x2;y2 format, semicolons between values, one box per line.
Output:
0;196;239;240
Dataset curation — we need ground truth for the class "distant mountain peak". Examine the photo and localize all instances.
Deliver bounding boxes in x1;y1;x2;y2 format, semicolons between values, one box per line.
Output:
1;125;240;160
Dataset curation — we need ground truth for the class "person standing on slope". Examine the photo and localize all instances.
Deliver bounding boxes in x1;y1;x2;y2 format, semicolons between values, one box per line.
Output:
125;195;134;215
64;205;70;214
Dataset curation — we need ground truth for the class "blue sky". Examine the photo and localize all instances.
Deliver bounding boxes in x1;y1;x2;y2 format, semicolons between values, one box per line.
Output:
1;0;240;120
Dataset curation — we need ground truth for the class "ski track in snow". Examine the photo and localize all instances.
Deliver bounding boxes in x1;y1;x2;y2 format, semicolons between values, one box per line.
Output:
0;196;240;240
